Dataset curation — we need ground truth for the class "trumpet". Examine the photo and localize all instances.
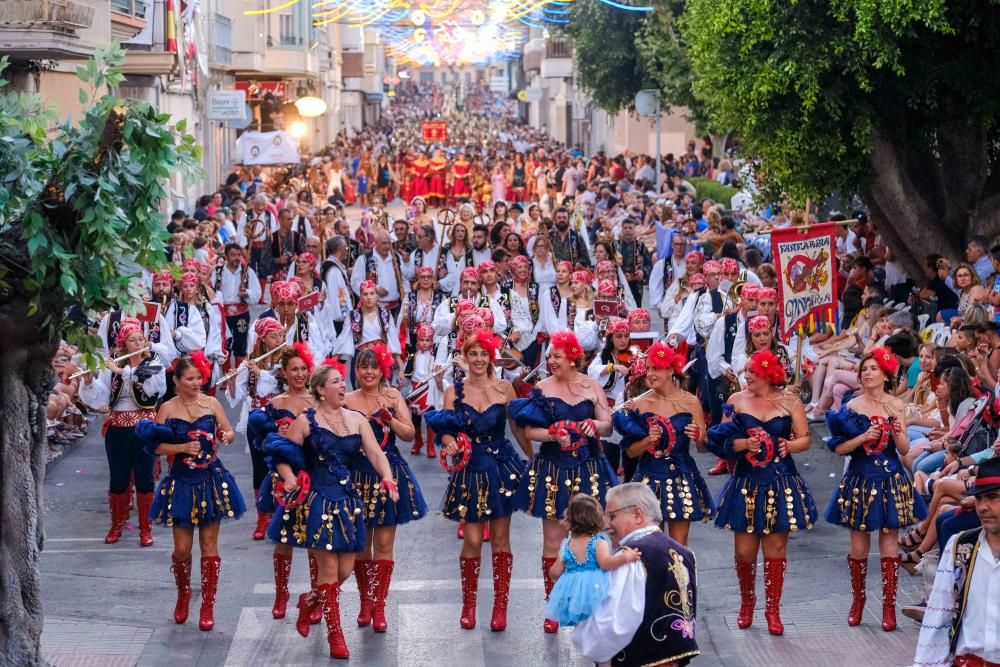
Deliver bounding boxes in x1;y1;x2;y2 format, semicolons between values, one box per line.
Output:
70;346;151;380
213;343;288;388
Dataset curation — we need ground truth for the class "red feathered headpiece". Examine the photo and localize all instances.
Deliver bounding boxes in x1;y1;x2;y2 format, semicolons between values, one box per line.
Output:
291;342;314;373
372;343;394;379
322;357;348;378
747;349;786;386
464;328;499;359
869;346;899;378
189;351;212;385
647;341;684;374
550;330;583;363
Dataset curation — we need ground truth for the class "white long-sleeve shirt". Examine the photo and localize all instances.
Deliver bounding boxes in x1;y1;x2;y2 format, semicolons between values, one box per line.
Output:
706;311;746;379
350;250;408;304
330;309;401;357
164;301;208;355
912;531;1000;666
323;259;353;323
96;311;177;369
538;295;599;352
79;365;166;412
212;264;262;306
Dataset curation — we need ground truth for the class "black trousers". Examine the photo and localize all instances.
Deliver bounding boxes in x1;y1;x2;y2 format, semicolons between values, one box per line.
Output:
226;312;251;358
250;444;269;493
106;425;155;494
626;280;643;308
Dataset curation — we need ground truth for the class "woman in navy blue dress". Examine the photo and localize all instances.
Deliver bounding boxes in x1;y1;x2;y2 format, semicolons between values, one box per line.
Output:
613;341;714;546
263;361;398;659
424;330;532;631
825;347;926;632
509;330;617;633
246;345;315;622
136;356;246;632
707;349;817;636
344;345;427;634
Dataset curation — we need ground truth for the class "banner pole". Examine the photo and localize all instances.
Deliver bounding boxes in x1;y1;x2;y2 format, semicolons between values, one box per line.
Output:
794;330;805;387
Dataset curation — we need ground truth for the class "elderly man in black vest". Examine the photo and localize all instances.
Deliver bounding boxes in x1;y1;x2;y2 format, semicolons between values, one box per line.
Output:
572;483;699;667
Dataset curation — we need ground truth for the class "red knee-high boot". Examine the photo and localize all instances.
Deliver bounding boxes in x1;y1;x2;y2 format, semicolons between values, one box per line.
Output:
459;556;480;629
848;556;867;627
881;557;898;632
171;555;193;624
272;552;292;619
490;551;512;632
426;425;436;458
542;556;559;633
370;559;395;633
136;492;154;547
308;552;323;624
199;556;221;631
322;582;350;659
735;559;756;629
763;557;786;636
411;425;423;455
252;488;271;540
104;492;130;544
355;559;374;627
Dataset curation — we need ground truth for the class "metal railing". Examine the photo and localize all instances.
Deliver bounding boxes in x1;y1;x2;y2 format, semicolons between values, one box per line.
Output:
0;0;95;28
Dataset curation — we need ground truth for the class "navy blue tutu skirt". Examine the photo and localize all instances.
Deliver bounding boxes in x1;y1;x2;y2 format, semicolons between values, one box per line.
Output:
352;443;427;527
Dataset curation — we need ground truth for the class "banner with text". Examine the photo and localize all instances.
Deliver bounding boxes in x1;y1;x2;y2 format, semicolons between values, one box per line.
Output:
770;223;838;340
235;130;300;166
422;120;447;143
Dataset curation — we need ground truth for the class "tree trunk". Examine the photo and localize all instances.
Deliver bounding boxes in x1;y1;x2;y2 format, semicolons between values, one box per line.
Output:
0;321;56;666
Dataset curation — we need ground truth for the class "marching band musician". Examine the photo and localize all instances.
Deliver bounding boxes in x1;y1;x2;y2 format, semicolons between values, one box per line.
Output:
473;260;510;335
289;252;334;352
668;259;729;346
237;194;278;301
439;220;476;296
213;242;262;371
225;317;287;541
658;250;704;330
614;218;653;307
539;269;600;355
500;255;545;368
332;279;402;384
404;323;443;457
252;280;328;361
730;286;780;365
587;317;634;475
431;267;487;338
350;229;408;318
649;234;690;323
97;299;176;367
163;273;209;397
321;236;354;338
398;266;445;354
271;208;306;283
403;223;442;285
79;317;166;548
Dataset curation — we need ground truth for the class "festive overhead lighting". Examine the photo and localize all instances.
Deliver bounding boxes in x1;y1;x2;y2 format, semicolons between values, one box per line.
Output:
288;120;307;138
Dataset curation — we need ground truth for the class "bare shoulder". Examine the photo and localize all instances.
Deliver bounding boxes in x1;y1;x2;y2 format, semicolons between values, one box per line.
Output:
383;386;403;402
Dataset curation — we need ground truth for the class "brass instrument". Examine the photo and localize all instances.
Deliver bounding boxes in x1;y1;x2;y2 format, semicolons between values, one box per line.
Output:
727;276;747;309
213;342;288;387
403;361;455;400
70;346;151;380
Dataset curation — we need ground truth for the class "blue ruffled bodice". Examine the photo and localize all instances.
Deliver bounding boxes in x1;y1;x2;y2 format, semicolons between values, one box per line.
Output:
613;410;698;473
825;407;908;478
138;415;226;479
262;408;359;501
707;412;803;481
247;405;295;453
510;389;602;466
425;402;522;471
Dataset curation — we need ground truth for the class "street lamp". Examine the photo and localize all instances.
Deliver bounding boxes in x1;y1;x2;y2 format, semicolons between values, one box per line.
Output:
294;96;327;117
288;120;307;139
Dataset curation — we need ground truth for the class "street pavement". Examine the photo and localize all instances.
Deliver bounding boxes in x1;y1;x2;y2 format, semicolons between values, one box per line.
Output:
38;202;923;666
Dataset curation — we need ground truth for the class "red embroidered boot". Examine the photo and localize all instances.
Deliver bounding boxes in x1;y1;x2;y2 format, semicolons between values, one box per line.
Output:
459;556;480;629
296;588;322;637
881;556;898;632
457;521;465;540
272;552;292;619
104;492;130;544
735;559;756;629
252;503;271;541
136;492;154;547
322;582;349;659
763;557;786;636
171;555;193;624
370;559;395;633
708;457;729;476
426;426;436;458
490;551;512;632
308;552;322;624
542;556;559;633
355;559;374;627
411;427;423;455
484;522;491;542
848;556;867;627
199;556;221;631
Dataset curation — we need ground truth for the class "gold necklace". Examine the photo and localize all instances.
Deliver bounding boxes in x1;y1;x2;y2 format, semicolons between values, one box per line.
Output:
360;389;383;398
317;406;347;435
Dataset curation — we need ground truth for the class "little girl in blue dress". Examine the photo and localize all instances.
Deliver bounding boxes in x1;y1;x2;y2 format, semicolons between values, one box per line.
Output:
545;494;641;627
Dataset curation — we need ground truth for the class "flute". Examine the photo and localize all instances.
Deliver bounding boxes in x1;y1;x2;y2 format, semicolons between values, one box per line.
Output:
213;342;288;387
70;346;151;380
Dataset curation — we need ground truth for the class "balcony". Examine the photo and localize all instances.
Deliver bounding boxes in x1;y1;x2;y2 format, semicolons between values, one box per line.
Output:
521;38;544;73
110;0;147;42
211;14;232;66
0;0;95;59
541;38;572;79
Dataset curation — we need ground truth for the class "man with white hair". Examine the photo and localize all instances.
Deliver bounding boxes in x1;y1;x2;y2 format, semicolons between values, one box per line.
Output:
351;228;408;317
237;193;278;302
572;483;699;666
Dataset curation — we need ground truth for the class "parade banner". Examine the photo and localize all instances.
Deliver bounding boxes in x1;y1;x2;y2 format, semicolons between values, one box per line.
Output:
770;222;838;341
235;130;300;165
422;120;447;142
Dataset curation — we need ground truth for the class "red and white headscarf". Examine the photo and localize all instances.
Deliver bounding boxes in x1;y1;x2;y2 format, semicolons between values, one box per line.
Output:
476;307;495;328
627;308;651;328
415;323;435;339
702;260;722;274
116;317;143;348
747;315;771;333
720;257;740;274
571;269;592;284
688;273;705;288
359;279;378;294
152;270;174;286
180;272;199;287
478;260;497;272
686;250;705;264
511;255;530;269
597;279;617;296
298;252;317;267
606;317;630;335
757;287;777;301
740;283;760;300
596;259;616;274
254;317;283;338
459;266;480;282
271;280;300;302
556;260;573;273
416;265;435;279
455;300;477;316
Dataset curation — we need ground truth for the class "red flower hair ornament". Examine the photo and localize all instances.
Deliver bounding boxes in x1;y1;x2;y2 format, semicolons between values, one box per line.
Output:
189;351;213;386
291;342;315;373
549;330;583;363
747;349;786;386
466;328;499;359
869;346;899;378
322;357;348;378
647;341;684;374
372;343;394;379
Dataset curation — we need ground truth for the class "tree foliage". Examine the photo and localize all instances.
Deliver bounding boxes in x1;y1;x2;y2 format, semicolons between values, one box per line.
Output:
680;0;1000;269
0;43;201;352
